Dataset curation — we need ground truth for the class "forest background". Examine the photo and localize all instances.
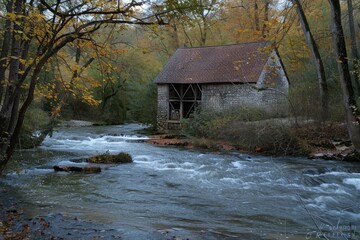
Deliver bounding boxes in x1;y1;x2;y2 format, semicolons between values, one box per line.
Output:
0;0;360;171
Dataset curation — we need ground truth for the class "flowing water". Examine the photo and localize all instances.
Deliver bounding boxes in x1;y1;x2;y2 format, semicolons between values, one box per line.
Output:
1;123;360;239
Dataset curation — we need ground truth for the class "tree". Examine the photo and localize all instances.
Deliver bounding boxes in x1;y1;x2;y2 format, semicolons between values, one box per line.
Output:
162;0;222;46
220;0;284;43
290;0;329;121
0;0;162;173
346;0;360;96
328;0;360;151
262;0;271;38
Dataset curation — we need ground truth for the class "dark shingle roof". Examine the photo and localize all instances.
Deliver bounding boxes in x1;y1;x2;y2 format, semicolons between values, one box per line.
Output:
154;42;272;84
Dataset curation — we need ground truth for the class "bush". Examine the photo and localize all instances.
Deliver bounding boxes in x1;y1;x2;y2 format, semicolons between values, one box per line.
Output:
182;106;308;155
225;120;308;155
182;106;279;138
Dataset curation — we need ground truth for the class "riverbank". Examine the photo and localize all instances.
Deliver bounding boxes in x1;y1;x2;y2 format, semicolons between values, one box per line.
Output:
0;189;257;240
21;119;358;161
0;187;117;239
0;188;213;240
146;122;359;162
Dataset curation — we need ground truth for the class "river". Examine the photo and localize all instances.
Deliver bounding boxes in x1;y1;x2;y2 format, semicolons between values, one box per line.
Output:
1;123;360;239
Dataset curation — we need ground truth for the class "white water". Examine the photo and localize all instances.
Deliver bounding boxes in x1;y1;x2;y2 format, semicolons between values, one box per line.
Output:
1;123;360;239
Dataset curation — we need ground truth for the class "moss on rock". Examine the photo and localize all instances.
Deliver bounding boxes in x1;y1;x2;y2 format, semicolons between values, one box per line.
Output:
87;152;133;164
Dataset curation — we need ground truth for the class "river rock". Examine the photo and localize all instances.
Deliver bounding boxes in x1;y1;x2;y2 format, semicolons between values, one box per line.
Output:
53;165;101;173
343;150;360;162
87;152;133;164
308;153;342;160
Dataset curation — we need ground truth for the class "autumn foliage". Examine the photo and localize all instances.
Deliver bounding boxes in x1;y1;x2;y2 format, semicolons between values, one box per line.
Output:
0;0;360;171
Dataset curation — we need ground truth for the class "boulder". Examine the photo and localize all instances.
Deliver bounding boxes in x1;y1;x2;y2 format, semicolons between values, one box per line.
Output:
87;152;133;164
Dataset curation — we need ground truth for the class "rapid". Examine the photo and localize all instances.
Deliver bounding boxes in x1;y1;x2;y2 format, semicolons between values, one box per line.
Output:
1;123;359;239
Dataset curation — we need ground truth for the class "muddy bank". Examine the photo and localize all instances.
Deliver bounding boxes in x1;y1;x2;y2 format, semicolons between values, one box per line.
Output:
146;134;236;152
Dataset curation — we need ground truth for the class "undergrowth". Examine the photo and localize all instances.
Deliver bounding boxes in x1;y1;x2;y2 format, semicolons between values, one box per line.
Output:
182;106;311;155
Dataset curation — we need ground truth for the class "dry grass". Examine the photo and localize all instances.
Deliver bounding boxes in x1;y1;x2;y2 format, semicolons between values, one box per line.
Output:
182;107;349;156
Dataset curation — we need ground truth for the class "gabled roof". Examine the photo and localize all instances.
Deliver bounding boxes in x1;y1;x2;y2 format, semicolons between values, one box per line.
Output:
154;41;273;84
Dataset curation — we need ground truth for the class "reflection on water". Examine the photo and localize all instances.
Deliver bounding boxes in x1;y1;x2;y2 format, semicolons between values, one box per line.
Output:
1;123;360;239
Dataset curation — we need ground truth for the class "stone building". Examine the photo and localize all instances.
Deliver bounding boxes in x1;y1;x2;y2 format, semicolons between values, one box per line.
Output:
154;41;289;131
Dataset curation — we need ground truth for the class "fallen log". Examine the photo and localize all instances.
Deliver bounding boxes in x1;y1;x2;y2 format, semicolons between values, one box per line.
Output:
53;165;101;173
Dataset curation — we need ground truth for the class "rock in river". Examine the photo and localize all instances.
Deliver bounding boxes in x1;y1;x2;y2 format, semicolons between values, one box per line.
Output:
53;165;101;173
86;152;133;164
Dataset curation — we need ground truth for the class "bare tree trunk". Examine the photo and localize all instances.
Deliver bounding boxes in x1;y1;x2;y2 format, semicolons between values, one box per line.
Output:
198;10;208;46
262;0;270;38
328;0;360;152
201;19;208;46
254;0;260;32
5;63;43;168
168;20;179;52
0;0;23;159
347;0;360;96
6;41;30;137
1;31;80;171
71;41;82;83
0;1;13;103
291;0;329;121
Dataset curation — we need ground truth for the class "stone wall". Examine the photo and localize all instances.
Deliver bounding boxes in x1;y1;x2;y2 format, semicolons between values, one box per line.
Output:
202;83;288;114
202;84;256;111
156;51;290;131
201;51;289;114
257;50;289;114
156;84;169;131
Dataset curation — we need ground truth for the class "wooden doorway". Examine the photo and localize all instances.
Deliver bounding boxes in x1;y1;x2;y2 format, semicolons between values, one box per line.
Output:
168;84;202;120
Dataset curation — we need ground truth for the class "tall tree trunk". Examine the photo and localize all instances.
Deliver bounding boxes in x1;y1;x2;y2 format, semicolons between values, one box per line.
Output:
7;41;30;136
291;0;329;121
262;0;270;38
0;0;23;159
198;12;208;46
347;0;360;96
71;41;81;83
170;22;180;50
254;0;260;32
1;33;79;172
0;1;14;103
5;65;41;165
328;0;360;151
